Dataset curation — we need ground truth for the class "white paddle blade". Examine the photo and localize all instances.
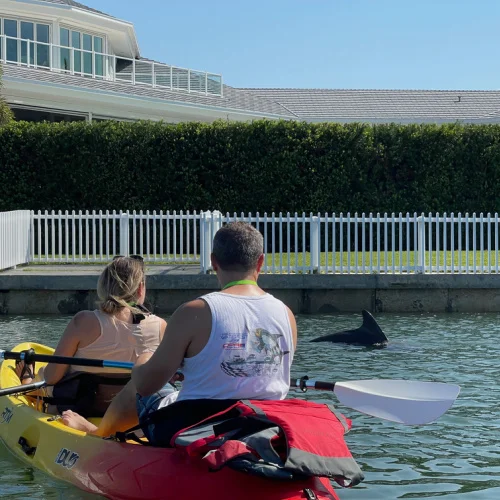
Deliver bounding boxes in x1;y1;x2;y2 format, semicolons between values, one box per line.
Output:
333;379;460;425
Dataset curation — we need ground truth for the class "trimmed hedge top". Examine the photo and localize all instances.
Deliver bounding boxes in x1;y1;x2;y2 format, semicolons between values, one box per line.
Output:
1;120;500;213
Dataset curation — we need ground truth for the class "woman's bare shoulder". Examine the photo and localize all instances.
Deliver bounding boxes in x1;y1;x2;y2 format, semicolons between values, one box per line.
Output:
68;310;101;338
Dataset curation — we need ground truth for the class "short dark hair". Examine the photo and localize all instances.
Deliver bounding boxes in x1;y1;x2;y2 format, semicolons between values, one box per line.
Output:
212;221;264;271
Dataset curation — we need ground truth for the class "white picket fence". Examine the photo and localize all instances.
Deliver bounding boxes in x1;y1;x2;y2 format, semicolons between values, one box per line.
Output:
1;210;499;274
0;210;31;270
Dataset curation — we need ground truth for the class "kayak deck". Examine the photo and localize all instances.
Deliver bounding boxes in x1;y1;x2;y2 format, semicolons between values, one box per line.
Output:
0;343;340;500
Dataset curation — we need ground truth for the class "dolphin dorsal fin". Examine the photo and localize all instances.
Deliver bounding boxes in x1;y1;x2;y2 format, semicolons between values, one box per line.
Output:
361;310;388;342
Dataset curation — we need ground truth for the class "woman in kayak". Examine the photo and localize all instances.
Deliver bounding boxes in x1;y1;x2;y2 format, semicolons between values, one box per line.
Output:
15;255;173;417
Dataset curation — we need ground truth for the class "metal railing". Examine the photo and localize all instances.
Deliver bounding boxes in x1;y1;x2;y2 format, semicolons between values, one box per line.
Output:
0;34;223;96
0;210;31;270
13;210;499;274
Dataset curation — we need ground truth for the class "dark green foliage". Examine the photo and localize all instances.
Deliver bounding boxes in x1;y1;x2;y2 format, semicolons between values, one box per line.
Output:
1;120;500;213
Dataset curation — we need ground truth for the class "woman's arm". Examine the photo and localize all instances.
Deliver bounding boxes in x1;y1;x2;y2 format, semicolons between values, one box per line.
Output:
43;311;100;385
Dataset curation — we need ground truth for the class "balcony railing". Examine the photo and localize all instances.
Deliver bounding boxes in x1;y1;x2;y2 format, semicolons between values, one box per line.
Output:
0;34;223;96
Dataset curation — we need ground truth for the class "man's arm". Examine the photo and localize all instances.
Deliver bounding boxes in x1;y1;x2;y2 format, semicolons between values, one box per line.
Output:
286;306;298;350
131;299;209;396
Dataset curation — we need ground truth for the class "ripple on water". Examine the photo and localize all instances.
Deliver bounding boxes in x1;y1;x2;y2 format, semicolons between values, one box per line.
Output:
0;312;499;499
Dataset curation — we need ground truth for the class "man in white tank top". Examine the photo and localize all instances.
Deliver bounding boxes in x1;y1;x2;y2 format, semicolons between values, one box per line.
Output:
129;221;297;445
133;221;296;395
63;222;297;443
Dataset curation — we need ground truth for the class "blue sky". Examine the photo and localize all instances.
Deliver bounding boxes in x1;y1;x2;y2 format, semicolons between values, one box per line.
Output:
86;0;500;90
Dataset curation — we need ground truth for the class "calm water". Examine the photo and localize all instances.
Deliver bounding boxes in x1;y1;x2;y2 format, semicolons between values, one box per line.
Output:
0;313;499;499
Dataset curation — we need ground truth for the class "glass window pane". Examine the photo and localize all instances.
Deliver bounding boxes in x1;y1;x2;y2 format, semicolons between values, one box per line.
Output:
71;32;81;72
36;24;49;43
83;34;92;51
35;25;50;67
95;54;103;77
37;43;50;68
60;48;70;71
94;36;103;53
21;22;34;40
71;31;81;48
4;19;17;37
20;22;34;65
60;28;69;47
74;50;82;72
5;20;18;62
83;52;92;75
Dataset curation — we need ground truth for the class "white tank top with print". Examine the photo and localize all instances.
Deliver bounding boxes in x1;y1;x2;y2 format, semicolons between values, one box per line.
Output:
177;292;294;402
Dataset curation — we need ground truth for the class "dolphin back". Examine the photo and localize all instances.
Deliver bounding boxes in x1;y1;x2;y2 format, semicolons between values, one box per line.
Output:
310;310;388;345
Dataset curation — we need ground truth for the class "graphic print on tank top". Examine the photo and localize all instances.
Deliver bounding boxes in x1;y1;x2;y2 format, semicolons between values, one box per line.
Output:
220;328;290;377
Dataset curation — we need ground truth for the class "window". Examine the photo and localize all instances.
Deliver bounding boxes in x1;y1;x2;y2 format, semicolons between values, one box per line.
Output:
20;21;34;65
0;18;51;68
60;28;104;77
4;19;18;63
11;106;87;123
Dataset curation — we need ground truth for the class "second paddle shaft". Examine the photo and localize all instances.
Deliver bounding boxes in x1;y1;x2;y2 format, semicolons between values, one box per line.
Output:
290;378;335;391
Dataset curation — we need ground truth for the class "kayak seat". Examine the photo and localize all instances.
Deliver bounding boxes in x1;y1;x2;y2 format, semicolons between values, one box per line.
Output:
43;371;131;418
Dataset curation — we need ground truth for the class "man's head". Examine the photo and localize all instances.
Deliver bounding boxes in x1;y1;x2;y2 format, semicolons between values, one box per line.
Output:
211;221;264;272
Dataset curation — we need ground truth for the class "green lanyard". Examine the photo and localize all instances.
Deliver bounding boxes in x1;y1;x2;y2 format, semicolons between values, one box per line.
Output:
222;279;258;290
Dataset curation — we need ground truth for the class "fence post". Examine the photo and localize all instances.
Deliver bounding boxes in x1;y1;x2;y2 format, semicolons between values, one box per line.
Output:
200;210;222;273
417;214;426;274
310;216;320;273
119;211;129;256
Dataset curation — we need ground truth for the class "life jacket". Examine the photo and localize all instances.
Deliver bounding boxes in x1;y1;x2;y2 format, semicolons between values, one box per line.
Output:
43;371;131;418
171;399;364;487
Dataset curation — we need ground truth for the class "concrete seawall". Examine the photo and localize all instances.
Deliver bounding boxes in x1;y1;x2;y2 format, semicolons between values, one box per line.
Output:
1;265;500;314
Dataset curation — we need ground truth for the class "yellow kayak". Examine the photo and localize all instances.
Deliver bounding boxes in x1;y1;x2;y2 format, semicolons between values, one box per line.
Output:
0;342;339;500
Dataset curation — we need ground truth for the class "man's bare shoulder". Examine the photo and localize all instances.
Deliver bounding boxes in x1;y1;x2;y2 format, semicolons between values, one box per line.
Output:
170;299;211;326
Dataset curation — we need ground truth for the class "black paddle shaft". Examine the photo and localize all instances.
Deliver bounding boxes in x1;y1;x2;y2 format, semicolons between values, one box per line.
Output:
3;350;110;368
290;376;336;392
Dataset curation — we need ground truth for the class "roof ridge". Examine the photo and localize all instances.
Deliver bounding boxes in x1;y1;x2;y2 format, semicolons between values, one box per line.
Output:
240;87;500;93
37;0;113;18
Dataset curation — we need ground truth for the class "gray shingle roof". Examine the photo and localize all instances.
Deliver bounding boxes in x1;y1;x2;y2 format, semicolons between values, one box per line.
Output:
1;65;294;118
7;62;500;122
240;88;500;122
38;0;113;18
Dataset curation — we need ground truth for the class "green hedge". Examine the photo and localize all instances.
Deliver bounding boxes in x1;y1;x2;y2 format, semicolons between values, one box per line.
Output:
1;120;500;213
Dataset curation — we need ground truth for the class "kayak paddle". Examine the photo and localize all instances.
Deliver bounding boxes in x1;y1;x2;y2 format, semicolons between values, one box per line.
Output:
291;378;460;425
0;350;460;425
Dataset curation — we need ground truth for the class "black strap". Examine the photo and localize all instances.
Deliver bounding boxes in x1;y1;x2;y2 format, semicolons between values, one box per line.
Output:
114;428;152;446
16;349;36;380
132;303;152;324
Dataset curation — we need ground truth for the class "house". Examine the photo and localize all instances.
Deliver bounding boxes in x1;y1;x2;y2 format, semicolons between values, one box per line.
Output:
1;0;500;124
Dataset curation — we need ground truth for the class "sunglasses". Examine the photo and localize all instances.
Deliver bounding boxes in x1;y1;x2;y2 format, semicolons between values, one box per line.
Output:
113;255;144;264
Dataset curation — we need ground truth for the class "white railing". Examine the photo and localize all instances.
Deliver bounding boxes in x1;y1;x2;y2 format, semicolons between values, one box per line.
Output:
30;210;200;266
0;210;31;270
21;210;500;275
0;34;223;96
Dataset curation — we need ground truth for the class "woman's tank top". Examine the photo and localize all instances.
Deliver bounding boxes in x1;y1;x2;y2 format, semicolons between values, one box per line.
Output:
69;309;162;374
177;292;294;402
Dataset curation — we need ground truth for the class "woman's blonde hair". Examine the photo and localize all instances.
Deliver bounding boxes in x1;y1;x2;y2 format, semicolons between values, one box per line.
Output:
97;257;145;315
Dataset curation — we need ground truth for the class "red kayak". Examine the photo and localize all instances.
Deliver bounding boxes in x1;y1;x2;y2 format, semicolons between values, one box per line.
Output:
84;444;340;499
